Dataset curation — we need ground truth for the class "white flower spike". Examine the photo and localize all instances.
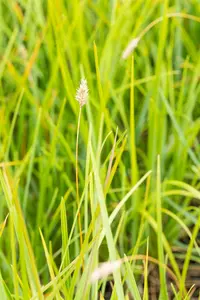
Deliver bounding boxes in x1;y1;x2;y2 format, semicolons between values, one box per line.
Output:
90;260;122;283
122;37;140;59
75;78;89;107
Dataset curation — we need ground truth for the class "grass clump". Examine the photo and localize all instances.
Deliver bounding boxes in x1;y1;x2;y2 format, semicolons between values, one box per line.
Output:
0;0;200;299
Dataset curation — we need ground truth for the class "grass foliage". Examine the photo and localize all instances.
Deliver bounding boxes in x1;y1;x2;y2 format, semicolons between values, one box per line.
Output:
0;0;200;299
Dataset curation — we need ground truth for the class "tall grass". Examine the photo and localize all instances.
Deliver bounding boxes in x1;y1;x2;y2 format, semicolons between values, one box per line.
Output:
0;0;200;299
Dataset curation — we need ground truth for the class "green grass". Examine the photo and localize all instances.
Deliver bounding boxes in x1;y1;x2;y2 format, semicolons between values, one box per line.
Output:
0;0;200;299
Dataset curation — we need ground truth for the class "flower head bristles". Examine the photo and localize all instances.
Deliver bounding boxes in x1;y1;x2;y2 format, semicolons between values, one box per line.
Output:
75;78;89;107
122;37;140;59
90;260;122;283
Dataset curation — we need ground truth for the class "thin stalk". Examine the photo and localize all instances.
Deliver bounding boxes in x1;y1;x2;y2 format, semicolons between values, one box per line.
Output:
156;155;168;299
76;107;83;251
130;55;139;244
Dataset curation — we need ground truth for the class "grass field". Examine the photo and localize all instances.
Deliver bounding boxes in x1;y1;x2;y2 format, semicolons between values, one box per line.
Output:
0;0;200;299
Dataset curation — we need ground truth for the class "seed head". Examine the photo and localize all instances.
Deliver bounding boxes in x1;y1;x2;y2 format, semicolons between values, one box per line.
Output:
75;79;89;107
90;260;122;283
122;37;140;59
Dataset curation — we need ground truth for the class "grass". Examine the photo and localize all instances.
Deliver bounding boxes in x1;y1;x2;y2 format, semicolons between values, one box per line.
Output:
0;0;200;299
